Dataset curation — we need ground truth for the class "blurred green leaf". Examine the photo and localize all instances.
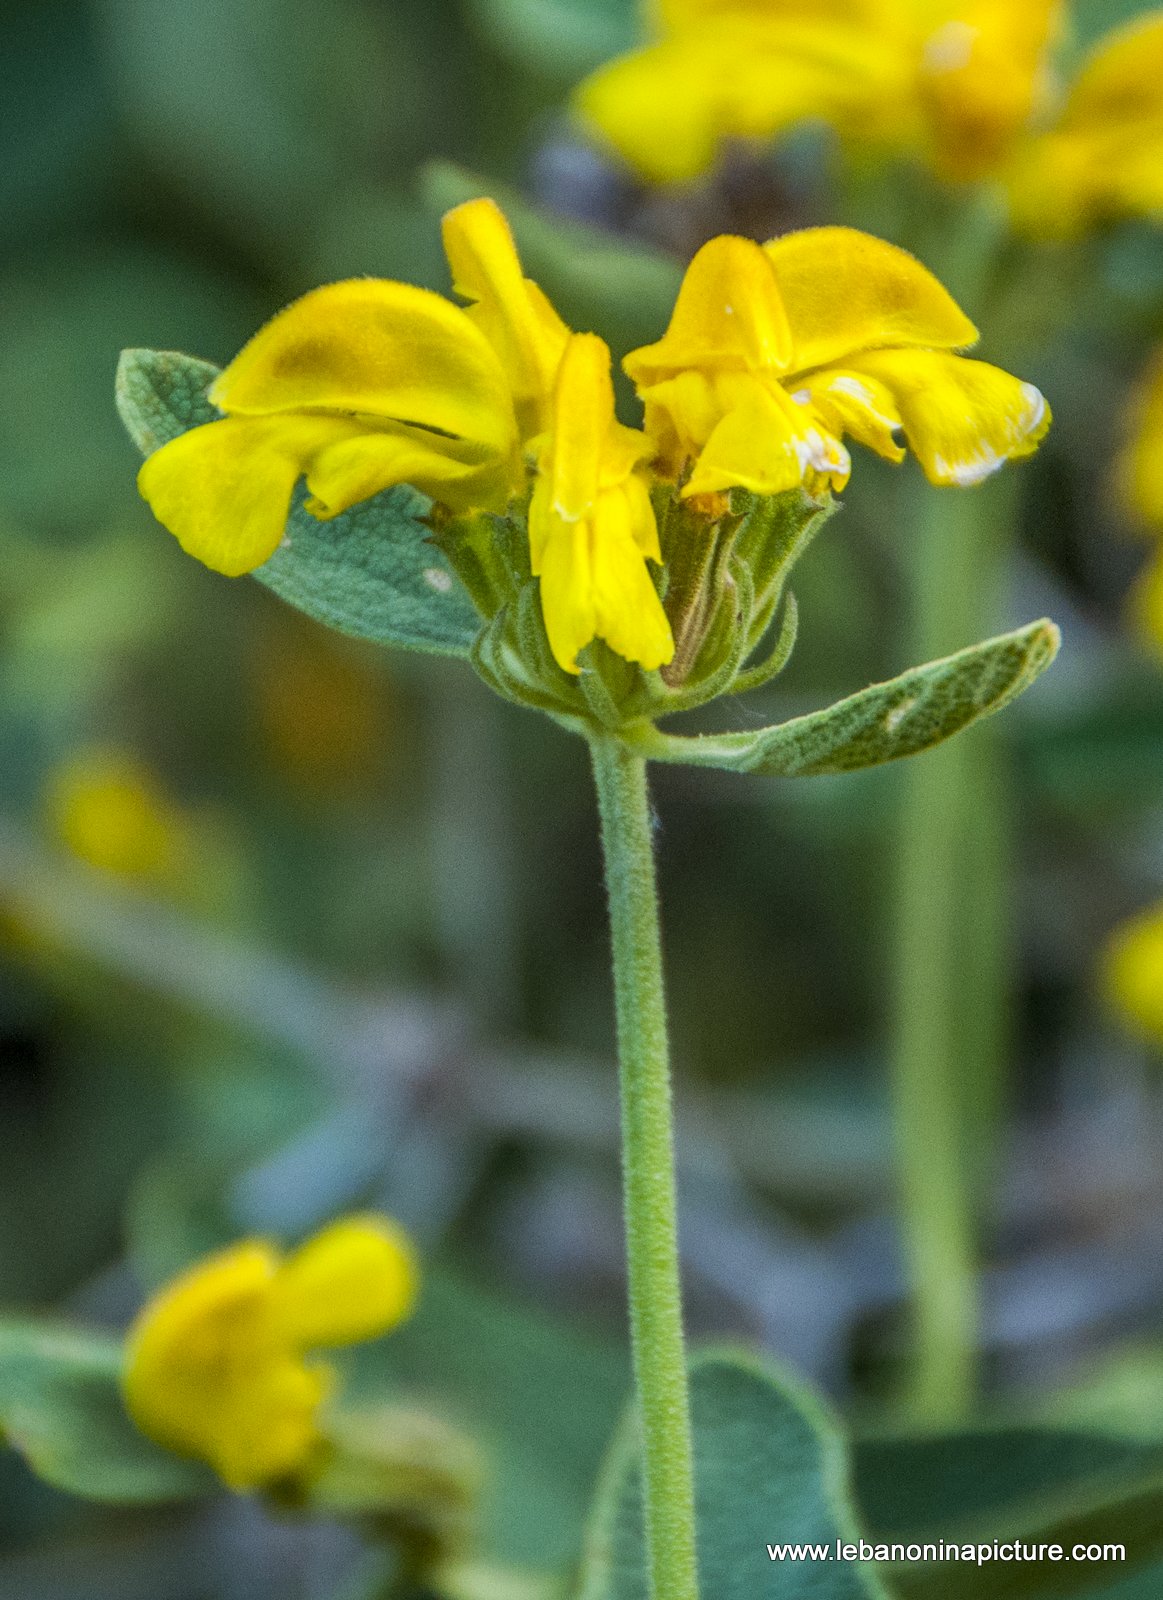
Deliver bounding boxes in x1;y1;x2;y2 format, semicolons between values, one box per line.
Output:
467;0;639;78
0;1320;213;1503
115;348;482;657
420;163;681;358
859;1427;1163;1598
345;1268;629;1572
633;620;1060;775
1022;667;1163;814
576;1348;888;1599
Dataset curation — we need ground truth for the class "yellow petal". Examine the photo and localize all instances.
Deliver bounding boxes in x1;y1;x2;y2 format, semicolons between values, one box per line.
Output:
763;227;978;375
1130;550;1163;659
442;198;570;433
576;16;909;185
541;333;611;521
533;483;673;673
305;423;516;518
639;370;725;475
850;349;1050;485
210;279;518;460
916;0;1062;180
539;333;649;521
574;39;732;184
796;367;905;463
123;1242;327;1490
625;236;792;387
138;415;358;576
656;0;894;28
1059;12;1163;135
683;375;850;497
274;1215;419;1349
1120;353;1163;531
1103;901;1163;1043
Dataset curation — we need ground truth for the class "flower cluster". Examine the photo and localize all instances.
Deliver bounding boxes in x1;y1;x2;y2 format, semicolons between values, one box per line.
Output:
135;200;1048;684
123;1215;418;1489
575;0;1163;237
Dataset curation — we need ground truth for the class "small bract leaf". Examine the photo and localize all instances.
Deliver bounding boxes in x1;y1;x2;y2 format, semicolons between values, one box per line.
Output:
115;347;482;657
0;1318;214;1503
116;347;221;452
630;621;1060;776
576;1348;889;1599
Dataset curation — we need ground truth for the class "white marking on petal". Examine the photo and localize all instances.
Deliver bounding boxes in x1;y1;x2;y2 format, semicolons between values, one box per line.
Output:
924;20;978;72
829;375;874;404
1020;383;1047;433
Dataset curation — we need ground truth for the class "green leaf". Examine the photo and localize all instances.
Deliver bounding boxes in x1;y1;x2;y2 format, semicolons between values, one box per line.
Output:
576;1348;889;1599
115;348;482;657
419;164;681;358
630;620;1060;776
0;1318;214;1503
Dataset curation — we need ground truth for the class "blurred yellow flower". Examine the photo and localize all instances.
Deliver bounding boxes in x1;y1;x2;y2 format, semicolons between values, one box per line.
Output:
624;226;1050;497
1103;903;1163;1044
48;751;189;884
124;1215;418;1490
1116;349;1163;654
1007;13;1163;238
530;333;673;672
576;0;1062;185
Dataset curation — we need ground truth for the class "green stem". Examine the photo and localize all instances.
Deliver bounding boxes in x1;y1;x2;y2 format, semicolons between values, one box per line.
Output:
589;734;699;1600
890;473;1013;1422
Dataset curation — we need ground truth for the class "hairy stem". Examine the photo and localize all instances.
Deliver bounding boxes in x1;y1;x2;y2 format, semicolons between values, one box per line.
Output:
589;734;699;1600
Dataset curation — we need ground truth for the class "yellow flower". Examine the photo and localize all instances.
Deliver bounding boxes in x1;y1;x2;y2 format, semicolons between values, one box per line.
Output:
136;199;676;678
1007;13;1163;239
1103;903;1163;1045
48;750;189;884
575;0;1061;186
530;333;673;673
123;1215;418;1490
138;217;535;577
624;226;1050;497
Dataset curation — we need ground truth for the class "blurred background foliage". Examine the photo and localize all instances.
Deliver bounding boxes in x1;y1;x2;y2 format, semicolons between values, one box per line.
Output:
5;0;1163;1593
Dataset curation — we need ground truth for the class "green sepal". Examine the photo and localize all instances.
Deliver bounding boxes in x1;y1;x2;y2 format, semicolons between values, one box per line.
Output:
114;348;482;658
305;1403;481;1565
627;620;1060;776
0;1318;215;1503
575;1347;890;1599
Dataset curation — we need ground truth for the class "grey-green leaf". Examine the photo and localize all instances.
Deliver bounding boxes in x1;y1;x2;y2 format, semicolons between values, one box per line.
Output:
115;347;482;657
631;620;1060;777
115;346;221;452
0;1318;214;1503
259;483;481;657
576;1348;889;1599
